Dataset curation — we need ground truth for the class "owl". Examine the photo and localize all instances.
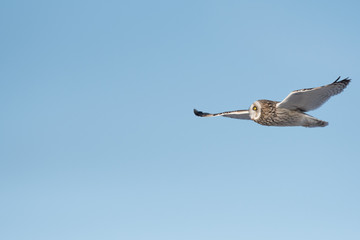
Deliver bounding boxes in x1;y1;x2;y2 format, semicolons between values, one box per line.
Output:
194;77;350;127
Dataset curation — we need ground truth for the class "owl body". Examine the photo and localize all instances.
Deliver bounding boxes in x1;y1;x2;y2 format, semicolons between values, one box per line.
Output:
250;100;328;127
194;77;350;128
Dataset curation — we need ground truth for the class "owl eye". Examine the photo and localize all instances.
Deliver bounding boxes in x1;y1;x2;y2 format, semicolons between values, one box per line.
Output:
253;106;257;111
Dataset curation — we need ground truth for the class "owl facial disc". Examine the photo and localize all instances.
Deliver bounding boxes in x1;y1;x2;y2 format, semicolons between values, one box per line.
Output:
249;101;261;120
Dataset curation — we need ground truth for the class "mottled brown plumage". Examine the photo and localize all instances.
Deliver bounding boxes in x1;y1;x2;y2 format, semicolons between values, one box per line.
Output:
252;100;278;126
251;100;328;127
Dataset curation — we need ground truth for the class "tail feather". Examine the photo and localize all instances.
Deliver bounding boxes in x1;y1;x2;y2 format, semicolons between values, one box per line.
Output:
303;114;328;128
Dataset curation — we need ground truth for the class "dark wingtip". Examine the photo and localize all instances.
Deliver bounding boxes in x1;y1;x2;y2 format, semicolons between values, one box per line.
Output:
194;109;204;117
334;76;351;84
342;77;351;82
339;77;351;86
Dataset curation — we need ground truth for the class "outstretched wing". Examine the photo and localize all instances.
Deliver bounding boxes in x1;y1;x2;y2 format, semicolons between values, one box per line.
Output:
194;109;251;120
276;77;351;112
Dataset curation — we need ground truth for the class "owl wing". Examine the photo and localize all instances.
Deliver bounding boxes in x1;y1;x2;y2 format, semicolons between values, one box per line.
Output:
276;77;350;112
194;109;251;120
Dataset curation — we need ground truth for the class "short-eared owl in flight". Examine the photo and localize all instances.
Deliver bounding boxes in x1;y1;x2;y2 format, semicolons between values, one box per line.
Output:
194;77;350;127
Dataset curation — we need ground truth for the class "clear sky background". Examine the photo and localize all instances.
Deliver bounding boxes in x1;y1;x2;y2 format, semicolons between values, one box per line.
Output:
1;1;359;239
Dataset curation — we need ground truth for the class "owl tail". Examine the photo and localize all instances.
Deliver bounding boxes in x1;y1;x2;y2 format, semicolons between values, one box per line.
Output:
302;114;329;128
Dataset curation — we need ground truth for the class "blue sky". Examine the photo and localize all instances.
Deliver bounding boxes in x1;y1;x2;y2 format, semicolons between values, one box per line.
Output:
1;1;359;239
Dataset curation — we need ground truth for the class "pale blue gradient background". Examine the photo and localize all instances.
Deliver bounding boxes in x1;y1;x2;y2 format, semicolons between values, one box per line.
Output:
1;1;359;239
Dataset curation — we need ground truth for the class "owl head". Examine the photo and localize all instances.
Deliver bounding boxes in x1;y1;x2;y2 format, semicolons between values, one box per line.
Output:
249;101;262;120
